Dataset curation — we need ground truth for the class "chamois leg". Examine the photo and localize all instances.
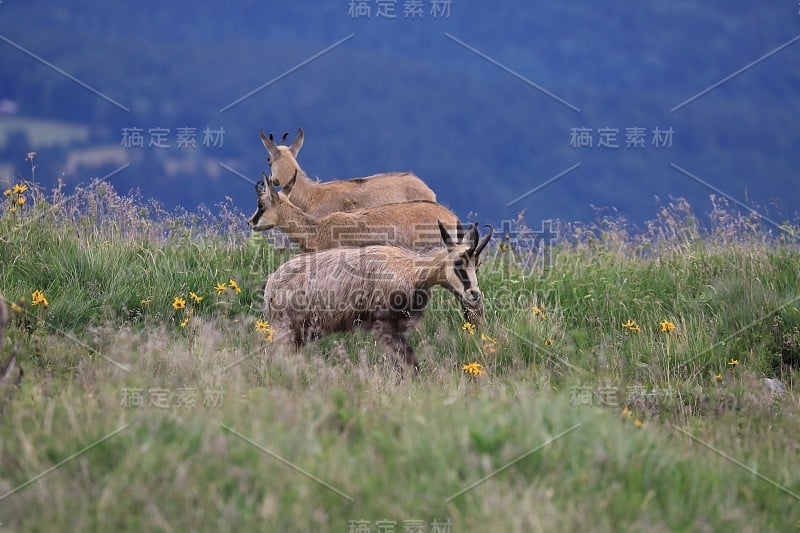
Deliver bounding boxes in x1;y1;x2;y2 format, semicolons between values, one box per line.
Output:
369;320;420;374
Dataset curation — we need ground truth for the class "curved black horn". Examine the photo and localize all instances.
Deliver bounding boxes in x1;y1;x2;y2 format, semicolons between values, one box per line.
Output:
474;225;494;257
281;131;290;144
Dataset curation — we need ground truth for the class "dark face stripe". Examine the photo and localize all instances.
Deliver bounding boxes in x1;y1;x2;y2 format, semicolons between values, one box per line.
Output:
454;253;471;290
250;206;265;226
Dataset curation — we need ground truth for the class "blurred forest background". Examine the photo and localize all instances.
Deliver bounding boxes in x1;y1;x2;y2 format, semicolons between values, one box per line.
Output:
0;1;798;230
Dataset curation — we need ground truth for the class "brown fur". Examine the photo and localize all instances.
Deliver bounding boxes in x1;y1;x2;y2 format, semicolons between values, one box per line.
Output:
249;173;459;251
262;223;492;372
260;128;436;217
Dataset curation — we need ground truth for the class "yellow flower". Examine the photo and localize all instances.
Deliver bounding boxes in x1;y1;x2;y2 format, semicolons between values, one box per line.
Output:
10;301;24;313
3;189;11;197
228;279;242;294
214;282;227;295
189;291;204;303
13;184;28;194
715;373;723;381
8;207;16;213
633;419;645;429
462;322;476;335
31;290;48;308
531;305;542;316
140;298;152;306
255;319;271;333
727;358;739;367
629;325;640;333
660;320;676;333
462;362;484;376
16;196;25;205
544;338;554;346
480;333;495;343
180;316;190;328
172;297;187;310
621;407;633;418
622;319;636;329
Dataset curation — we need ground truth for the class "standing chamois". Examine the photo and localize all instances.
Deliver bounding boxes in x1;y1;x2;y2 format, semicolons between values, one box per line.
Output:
249;170;459;251
260;128;436;217
262;222;492;372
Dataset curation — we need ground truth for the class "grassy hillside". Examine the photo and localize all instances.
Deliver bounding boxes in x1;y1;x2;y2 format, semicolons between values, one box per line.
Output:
0;175;799;531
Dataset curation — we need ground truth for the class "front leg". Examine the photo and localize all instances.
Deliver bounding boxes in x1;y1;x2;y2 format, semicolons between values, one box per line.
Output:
369;320;420;374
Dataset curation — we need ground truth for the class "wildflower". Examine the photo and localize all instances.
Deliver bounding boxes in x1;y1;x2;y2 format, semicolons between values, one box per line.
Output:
189;291;204;303
16;197;25;205
660;320;676;333
255;319;271;333
8;207;16;213
621;407;633;418
13;184;28;194
215;282;227;295
622;319;636;329
228;279;242;294
531;305;542;316
480;333;496;354
715;373;723;381
462;321;476;335
3;189;11;197
727;358;739;367
140;298;152;306
462;362;484;376
172;297;187;310
26;152;36;161
633;419;645;429
10;301;24;313
544;338;554;346
31;290;48;308
629;325;640;333
180;316;190;328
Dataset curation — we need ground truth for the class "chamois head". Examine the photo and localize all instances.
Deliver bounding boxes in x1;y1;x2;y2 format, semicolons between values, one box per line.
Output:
249;170;298;231
260;127;304;187
437;220;493;314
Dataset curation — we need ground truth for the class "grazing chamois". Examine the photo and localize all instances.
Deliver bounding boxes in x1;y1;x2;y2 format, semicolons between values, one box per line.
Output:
249;170;459;251
259;128;436;217
262;222;493;372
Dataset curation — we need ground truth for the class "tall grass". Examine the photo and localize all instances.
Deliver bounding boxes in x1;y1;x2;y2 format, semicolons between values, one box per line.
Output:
0;176;798;532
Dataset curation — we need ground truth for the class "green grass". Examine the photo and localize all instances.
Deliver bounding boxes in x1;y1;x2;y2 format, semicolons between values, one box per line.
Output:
1;179;799;532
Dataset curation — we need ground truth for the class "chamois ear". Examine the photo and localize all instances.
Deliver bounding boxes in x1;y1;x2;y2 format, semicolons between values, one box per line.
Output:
289;127;304;156
456;220;466;244
260;128;280;159
261;171;278;199
282;169;298;195
474;225;494;257
281;131;290;144
438;220;455;250
464;223;479;253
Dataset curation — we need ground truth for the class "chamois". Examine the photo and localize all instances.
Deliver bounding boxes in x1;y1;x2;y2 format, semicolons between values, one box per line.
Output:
249;170;459;251
260;128;436;217
262;221;493;372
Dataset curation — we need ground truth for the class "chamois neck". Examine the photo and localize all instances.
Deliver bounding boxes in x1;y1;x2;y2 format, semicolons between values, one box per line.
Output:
413;248;451;289
277;200;319;251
